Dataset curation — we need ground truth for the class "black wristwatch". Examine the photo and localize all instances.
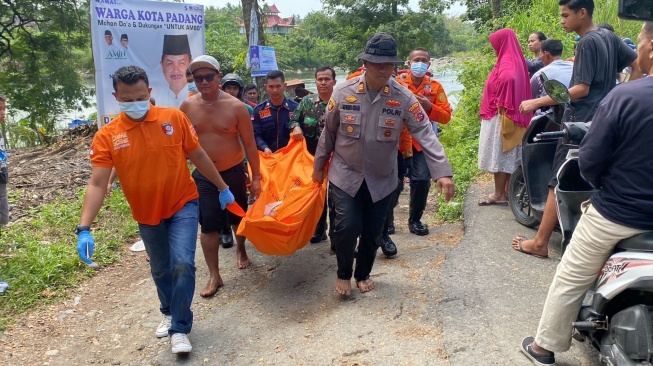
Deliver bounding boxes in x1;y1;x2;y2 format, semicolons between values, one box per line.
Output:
74;225;91;234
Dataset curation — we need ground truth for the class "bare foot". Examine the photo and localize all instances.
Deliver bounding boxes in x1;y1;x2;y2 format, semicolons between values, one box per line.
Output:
512;236;549;258
356;278;376;293
236;247;252;269
335;278;352;296
200;275;224;297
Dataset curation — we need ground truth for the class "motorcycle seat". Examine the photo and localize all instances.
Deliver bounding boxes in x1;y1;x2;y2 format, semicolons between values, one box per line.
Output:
615;231;653;251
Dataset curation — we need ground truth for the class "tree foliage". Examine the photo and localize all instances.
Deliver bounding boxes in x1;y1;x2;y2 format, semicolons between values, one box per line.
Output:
0;0;92;147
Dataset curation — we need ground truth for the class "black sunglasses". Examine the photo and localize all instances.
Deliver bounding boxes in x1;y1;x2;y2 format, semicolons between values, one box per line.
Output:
193;73;217;83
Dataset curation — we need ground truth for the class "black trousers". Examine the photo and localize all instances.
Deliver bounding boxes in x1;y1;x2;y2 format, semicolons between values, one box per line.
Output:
409;148;430;223
313;195;328;236
330;181;393;281
383;151;407;234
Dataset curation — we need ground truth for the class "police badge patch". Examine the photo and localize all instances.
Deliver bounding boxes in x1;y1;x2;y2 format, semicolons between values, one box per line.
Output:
161;122;174;136
345;95;358;103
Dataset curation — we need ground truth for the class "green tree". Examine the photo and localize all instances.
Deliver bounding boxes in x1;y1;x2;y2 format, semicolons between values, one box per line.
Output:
0;0;92;147
322;0;456;71
376;11;452;58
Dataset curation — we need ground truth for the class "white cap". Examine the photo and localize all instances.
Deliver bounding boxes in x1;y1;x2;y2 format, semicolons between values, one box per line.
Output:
189;55;220;73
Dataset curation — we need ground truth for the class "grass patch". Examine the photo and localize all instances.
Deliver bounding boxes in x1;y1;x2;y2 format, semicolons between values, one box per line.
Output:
0;189;138;330
435;57;494;222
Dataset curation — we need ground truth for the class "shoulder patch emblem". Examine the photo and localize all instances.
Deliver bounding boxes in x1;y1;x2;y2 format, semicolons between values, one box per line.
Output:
385;99;401;107
408;101;420;114
345;95;358;103
161;122;174;136
438;93;446;102
327;98;335;112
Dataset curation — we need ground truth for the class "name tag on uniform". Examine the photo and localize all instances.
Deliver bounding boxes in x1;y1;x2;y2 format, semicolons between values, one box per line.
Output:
341;103;361;111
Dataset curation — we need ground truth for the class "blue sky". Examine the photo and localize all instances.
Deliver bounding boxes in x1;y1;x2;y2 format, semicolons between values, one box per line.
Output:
188;0;466;17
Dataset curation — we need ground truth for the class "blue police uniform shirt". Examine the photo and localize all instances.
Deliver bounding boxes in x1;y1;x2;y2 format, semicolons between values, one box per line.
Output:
252;98;299;152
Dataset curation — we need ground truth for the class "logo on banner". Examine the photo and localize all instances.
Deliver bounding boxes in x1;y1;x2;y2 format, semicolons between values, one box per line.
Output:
161;122;174;136
105;49;127;60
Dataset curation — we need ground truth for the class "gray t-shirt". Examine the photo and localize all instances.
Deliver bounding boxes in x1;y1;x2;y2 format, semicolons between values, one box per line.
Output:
565;28;637;122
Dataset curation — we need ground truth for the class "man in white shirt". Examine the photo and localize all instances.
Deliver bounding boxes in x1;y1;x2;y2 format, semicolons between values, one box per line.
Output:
529;39;574;115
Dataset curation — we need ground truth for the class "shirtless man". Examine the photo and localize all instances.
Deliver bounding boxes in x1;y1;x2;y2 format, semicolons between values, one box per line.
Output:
180;55;262;297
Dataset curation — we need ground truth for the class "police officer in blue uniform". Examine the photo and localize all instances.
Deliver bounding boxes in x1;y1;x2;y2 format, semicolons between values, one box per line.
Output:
252;70;299;155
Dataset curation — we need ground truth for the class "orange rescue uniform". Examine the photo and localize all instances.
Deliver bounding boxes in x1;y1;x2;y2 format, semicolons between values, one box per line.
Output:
396;72;452;151
90;105;201;225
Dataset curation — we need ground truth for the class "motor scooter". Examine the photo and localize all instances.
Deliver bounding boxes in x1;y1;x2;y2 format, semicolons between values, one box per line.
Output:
509;72;566;229
534;79;653;366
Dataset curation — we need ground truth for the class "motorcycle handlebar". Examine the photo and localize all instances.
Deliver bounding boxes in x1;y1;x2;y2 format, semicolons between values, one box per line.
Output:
534;131;565;142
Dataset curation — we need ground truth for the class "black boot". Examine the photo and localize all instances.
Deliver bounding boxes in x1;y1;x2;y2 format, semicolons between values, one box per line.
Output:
221;225;234;248
378;234;397;257
409;180;430;236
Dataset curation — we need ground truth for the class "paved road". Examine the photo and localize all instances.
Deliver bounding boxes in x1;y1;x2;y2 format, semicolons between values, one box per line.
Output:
438;184;598;366
149;183;600;366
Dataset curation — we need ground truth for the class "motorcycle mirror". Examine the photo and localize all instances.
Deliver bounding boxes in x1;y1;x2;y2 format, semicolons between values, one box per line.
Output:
543;79;571;105
619;0;653;21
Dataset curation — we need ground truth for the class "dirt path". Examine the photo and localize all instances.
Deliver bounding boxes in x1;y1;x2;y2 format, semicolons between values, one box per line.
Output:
1;187;463;366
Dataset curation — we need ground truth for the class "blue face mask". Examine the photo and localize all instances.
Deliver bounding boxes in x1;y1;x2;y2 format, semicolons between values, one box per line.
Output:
188;82;198;93
410;62;429;78
119;101;150;120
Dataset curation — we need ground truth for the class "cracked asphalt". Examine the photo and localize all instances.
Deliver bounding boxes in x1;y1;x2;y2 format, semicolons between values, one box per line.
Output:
150;183;600;366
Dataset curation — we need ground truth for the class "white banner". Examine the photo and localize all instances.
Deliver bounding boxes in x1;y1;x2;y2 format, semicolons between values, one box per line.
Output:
90;0;205;125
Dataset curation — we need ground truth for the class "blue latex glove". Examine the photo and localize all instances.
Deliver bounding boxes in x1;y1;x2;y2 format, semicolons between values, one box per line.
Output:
219;186;235;210
77;231;95;265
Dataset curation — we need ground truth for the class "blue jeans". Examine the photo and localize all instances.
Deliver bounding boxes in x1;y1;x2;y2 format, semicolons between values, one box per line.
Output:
138;199;198;335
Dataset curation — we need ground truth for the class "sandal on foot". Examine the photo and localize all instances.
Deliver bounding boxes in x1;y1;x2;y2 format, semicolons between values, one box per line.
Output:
514;237;548;259
520;337;555;366
478;196;508;206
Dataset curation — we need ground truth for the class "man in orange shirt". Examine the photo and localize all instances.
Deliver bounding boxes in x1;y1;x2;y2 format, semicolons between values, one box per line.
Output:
395;47;452;237
75;66;234;355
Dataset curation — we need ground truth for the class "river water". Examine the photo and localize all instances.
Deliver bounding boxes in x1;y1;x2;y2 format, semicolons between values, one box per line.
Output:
285;68;464;108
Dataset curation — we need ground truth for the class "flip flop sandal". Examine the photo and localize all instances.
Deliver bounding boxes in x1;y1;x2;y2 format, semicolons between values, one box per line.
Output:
478;197;508;206
515;236;549;259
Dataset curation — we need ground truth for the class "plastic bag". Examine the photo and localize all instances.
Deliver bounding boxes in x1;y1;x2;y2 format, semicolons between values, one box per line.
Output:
237;139;326;255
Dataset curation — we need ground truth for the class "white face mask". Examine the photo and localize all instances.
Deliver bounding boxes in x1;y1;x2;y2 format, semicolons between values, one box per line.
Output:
119;101;150;120
410;62;429;78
